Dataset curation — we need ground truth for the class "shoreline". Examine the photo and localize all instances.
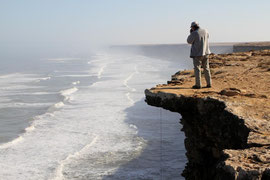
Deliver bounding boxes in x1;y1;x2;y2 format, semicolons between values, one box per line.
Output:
144;49;270;179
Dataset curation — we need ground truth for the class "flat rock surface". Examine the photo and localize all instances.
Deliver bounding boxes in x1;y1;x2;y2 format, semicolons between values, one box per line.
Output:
149;50;270;127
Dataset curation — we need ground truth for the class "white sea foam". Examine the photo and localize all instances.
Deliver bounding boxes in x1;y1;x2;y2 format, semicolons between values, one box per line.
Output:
52;135;98;180
0;136;24;150
87;59;100;64
32;92;55;95
123;66;138;92
25;124;35;132
43;77;51;80
53;102;65;109
0;112;54;150
97;64;107;79
0;52;183;179
60;87;78;101
123;66;138;104
86;53;111;79
125;92;135;105
89;81;100;87
35;76;51;82
72;81;80;85
129;124;138;129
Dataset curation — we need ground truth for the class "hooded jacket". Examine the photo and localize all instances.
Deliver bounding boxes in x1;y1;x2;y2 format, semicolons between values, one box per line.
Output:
187;28;211;57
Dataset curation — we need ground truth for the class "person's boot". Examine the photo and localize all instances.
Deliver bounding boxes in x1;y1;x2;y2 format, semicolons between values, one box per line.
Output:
192;85;201;89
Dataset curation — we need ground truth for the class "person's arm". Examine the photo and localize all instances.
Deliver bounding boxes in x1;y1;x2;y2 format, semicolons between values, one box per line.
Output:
187;32;195;44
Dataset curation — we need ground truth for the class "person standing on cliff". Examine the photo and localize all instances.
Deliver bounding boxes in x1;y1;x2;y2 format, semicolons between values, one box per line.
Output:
187;21;212;89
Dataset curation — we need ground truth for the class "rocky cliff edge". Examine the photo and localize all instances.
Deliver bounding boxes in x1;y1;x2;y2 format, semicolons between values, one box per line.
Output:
144;50;270;179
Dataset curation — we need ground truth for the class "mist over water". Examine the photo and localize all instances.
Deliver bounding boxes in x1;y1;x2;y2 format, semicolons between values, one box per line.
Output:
0;44;232;179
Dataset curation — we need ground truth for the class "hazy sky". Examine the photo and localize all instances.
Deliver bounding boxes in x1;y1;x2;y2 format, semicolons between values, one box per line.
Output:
1;0;270;48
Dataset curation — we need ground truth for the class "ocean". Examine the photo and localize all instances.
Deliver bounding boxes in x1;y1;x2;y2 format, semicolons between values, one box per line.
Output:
0;44;232;180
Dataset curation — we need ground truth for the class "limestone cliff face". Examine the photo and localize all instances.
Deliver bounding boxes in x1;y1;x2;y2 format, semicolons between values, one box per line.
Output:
144;50;270;180
145;90;270;179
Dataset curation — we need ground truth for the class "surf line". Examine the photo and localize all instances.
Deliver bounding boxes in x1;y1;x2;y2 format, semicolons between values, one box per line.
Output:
97;64;107;79
52;135;99;180
0;111;54;150
0;85;80;150
123;66;138;105
0;136;24;150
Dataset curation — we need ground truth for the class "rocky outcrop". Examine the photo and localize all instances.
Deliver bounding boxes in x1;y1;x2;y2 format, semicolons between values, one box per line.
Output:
144;50;270;179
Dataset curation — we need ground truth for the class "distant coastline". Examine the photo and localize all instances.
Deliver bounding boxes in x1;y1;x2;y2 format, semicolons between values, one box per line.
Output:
111;41;270;47
110;42;236;48
233;41;270;52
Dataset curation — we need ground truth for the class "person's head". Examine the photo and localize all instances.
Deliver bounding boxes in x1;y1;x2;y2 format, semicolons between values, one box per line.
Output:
190;21;200;31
